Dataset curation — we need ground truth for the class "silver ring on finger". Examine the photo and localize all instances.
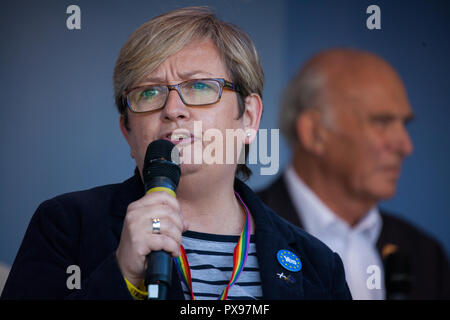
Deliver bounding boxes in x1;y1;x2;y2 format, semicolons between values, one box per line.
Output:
152;218;161;234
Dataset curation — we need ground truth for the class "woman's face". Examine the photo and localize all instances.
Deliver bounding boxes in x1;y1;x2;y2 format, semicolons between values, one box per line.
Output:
121;39;261;183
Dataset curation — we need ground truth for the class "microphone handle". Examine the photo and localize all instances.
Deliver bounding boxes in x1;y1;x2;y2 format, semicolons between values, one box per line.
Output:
144;176;178;300
145;251;173;299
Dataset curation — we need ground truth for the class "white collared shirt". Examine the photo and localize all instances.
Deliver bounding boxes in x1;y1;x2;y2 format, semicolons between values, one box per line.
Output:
284;165;385;300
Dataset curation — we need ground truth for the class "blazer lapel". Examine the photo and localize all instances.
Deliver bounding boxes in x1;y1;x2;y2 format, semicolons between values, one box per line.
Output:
238;179;305;300
255;228;304;299
257;175;304;228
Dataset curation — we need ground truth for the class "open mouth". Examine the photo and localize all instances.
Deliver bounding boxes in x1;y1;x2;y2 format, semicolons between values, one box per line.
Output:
162;131;195;145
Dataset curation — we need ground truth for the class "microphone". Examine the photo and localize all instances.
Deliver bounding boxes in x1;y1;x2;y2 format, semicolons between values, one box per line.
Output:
142;139;181;300
384;250;412;300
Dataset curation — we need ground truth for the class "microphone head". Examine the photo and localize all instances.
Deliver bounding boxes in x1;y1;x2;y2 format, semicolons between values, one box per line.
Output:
143;139;181;188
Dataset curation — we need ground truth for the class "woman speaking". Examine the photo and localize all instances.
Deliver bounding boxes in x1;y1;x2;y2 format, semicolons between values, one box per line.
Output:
2;7;351;300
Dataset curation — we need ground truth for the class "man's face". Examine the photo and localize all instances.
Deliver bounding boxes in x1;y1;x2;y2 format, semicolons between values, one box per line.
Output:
121;39;248;180
321;68;414;202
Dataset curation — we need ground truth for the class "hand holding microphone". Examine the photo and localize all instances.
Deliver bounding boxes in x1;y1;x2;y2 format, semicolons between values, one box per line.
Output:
116;139;186;299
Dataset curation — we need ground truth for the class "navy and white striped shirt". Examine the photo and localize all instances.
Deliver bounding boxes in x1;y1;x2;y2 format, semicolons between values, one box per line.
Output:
179;230;263;300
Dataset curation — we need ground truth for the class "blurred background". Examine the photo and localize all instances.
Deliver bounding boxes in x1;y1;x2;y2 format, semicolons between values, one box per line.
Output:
1;0;449;286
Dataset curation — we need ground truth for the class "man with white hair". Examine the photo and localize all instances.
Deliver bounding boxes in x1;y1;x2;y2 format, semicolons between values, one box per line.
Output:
258;48;450;299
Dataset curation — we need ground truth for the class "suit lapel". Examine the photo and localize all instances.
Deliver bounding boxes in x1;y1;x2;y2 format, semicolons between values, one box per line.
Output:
238;179;305;300
255;228;304;299
258;175;304;228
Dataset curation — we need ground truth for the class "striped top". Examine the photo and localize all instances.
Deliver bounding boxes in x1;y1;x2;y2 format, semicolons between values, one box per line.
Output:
179;230;263;300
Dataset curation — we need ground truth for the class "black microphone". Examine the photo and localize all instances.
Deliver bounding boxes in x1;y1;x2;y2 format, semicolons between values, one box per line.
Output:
142;139;181;300
384;250;412;300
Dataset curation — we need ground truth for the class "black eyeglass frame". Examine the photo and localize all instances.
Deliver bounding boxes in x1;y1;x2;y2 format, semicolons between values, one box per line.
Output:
123;78;242;113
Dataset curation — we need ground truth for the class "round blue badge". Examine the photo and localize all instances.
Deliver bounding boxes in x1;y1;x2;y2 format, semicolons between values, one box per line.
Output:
277;249;302;272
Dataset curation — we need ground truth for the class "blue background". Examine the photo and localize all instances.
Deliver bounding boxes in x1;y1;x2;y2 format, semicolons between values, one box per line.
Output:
1;0;449;266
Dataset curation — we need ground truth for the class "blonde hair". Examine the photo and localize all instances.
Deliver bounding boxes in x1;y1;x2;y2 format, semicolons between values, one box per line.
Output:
113;6;264;179
114;6;263;114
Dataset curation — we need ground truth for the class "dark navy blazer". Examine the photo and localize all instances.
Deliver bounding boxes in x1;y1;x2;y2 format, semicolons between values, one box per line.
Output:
2;173;351;300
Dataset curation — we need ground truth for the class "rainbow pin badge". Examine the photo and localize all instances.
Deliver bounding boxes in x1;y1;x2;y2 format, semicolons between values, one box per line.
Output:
277;249;302;272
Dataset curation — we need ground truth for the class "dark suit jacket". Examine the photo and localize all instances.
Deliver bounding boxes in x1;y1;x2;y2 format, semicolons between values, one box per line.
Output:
257;174;450;299
2;173;351;300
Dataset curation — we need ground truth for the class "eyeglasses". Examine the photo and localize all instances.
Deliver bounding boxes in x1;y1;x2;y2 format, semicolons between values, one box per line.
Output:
124;78;241;113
